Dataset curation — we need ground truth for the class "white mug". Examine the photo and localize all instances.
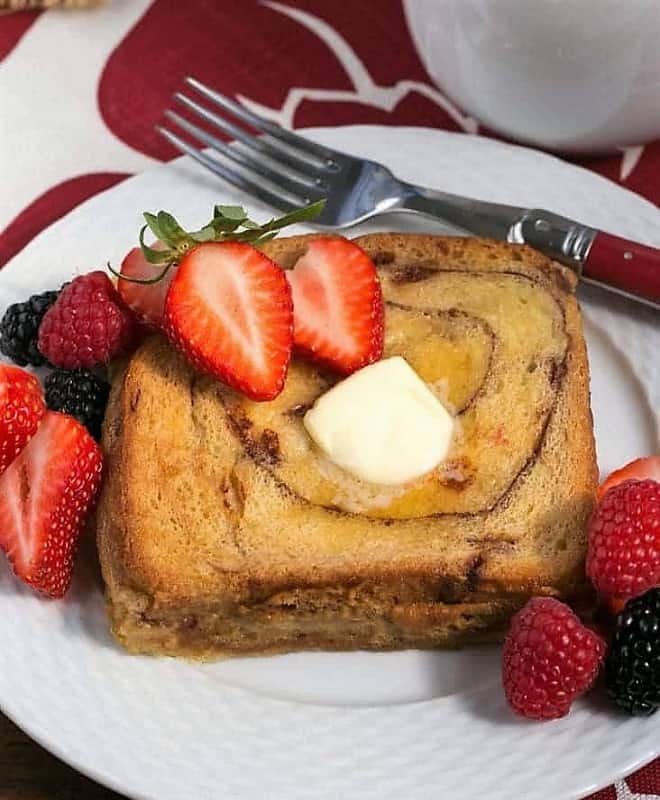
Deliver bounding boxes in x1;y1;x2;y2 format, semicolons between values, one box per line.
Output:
404;0;660;154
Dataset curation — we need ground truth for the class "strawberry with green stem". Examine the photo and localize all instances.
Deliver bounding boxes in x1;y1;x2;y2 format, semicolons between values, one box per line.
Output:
112;202;325;329
111;202;324;400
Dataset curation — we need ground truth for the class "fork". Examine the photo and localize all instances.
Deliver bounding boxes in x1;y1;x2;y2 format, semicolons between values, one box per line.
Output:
158;77;660;310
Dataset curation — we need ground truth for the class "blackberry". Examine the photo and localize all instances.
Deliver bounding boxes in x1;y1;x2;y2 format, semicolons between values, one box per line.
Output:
44;368;110;440
605;587;660;716
0;289;60;366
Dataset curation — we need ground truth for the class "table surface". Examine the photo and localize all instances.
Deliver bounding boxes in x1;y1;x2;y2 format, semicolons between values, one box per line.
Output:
0;2;658;799
0;713;121;799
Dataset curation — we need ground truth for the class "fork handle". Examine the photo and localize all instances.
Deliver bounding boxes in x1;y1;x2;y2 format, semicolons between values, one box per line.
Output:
399;188;660;310
513;209;660;310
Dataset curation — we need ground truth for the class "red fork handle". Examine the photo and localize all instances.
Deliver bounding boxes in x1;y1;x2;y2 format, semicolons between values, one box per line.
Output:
583;232;660;309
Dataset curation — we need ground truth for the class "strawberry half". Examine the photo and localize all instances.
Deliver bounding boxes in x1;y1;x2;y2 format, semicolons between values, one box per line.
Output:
164;242;293;401
0;411;103;598
286;237;384;375
117;244;177;329
0;364;45;474
598;456;660;500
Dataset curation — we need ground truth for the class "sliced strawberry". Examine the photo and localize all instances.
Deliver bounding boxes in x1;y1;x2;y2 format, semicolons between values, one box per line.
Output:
164;242;293;401
0;411;103;598
117;244;176;328
286;237;384;375
0;364;45;474
598;456;660;500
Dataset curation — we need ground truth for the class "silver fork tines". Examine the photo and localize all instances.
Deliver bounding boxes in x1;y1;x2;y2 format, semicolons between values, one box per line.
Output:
157;76;408;227
158;124;297;211
164;109;320;198
184;76;336;164
157;76;356;214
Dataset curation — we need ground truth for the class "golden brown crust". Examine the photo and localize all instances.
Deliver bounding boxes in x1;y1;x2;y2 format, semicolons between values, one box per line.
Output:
96;234;597;658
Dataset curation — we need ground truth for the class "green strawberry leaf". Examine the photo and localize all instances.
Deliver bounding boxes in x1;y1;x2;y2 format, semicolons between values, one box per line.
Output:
211;216;244;233
143;212;166;243
253;231;279;244
138;225;177;265
112;199;326;285
257;200;326;234
214;204;249;220
188;223;220;243
107;259;174;285
155;211;191;247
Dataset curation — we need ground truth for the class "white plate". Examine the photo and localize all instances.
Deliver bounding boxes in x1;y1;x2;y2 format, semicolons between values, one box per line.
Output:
0;126;658;800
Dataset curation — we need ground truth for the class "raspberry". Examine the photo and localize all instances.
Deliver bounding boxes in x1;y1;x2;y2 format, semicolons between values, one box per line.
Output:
605;587;660;716
44;368;110;440
502;597;605;720
38;272;139;368
587;479;660;601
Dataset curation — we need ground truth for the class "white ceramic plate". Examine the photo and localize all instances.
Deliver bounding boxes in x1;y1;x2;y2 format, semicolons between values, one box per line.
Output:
0;126;658;800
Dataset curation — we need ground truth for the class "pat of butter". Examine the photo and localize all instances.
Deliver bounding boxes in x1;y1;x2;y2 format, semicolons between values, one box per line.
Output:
303;356;454;485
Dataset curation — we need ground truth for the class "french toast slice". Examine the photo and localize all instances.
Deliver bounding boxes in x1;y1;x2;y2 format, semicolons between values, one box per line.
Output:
96;234;597;657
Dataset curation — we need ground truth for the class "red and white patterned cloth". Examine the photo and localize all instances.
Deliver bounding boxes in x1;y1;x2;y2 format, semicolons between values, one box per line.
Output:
0;2;658;797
